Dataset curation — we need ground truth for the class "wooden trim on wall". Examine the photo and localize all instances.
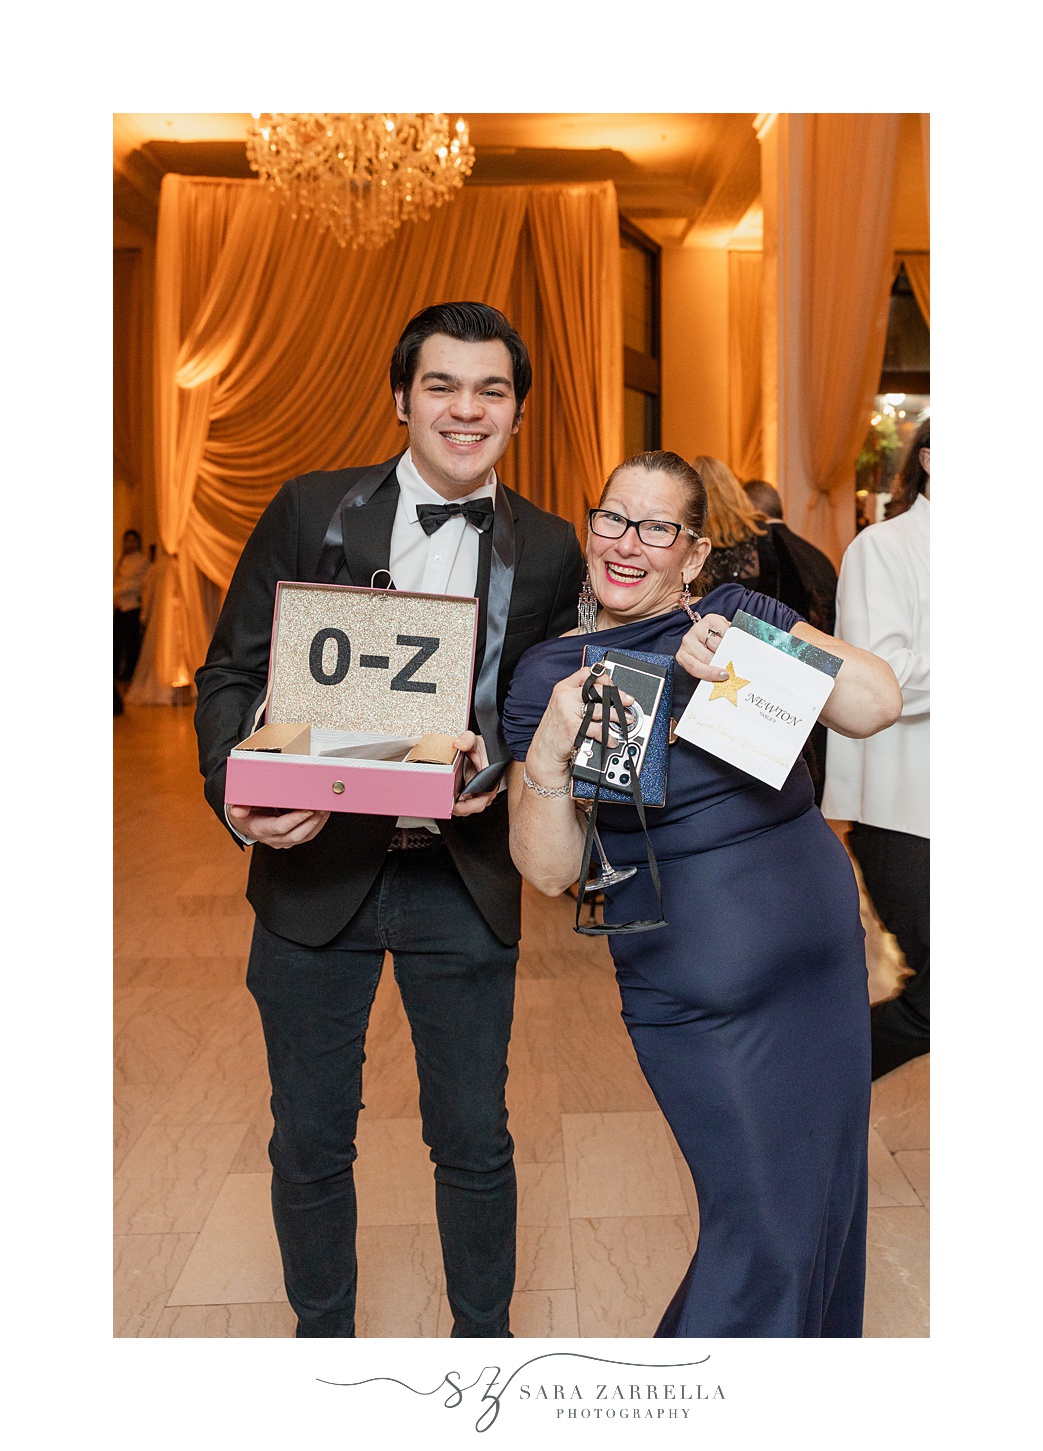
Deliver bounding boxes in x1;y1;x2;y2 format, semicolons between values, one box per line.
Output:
624;347;660;394
879;370;930;394
619;215;661;361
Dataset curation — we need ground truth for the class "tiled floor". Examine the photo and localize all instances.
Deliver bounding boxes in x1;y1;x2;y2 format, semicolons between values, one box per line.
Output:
114;703;929;1338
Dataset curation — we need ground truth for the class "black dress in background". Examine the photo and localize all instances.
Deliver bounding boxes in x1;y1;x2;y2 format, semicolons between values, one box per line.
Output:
502;585;870;1337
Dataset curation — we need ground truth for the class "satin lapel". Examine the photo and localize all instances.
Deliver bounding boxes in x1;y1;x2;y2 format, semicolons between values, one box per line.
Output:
471;479;518;772
474;490;524;667
474;528;493;672
338;473;400;587
315;454;403;586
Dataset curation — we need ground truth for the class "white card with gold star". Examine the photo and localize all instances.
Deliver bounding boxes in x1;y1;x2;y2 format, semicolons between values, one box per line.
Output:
673;610;842;789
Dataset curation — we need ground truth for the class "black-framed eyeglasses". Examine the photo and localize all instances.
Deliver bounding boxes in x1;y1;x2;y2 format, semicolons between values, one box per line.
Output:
588;508;698;549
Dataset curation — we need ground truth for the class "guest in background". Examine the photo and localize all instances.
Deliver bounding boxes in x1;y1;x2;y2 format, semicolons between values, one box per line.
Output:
741;479;837;634
822;419;930;1079
741;478;839;804
691;455;766;593
113;528;149;684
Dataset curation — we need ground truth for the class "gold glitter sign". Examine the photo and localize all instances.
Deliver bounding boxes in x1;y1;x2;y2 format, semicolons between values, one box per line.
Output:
267;583;479;736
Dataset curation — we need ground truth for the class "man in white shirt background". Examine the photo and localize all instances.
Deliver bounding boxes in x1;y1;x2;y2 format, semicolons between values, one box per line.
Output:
823;420;930;1079
194;302;585;1337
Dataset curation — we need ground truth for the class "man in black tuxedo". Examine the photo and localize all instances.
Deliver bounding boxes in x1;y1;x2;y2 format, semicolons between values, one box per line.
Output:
195;302;585;1337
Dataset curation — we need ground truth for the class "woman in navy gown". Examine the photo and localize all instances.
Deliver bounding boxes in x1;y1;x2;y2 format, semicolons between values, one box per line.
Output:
502;452;901;1338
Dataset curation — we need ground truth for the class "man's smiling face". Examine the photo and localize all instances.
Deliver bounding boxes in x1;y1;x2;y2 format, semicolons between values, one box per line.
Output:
395;334;523;499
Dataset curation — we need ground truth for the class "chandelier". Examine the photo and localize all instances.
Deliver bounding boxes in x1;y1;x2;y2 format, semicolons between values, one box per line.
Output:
245;113;476;250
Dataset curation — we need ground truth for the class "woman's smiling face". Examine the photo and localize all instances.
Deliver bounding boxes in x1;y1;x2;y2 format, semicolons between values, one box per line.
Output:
586;466;710;626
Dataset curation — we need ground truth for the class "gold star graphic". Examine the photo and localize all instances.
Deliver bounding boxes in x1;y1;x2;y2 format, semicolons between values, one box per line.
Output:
708;660;750;706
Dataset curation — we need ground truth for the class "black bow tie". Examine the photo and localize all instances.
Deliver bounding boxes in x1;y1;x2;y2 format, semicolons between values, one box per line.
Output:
415;498;495;536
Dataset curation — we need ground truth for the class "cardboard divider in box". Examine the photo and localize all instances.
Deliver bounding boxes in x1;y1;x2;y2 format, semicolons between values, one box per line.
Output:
224;581;479;818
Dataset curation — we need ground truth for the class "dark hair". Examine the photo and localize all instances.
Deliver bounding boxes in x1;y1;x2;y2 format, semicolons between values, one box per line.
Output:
890;418;930;515
601;450;708;535
742;479;784;520
389;301;532;415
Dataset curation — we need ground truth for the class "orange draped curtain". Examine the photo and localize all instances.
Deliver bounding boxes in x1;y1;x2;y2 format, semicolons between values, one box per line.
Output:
133;177;623;702
796;114;901;562
113;250;142;492
727;250;763;482
113;249;143;555
502;187;625;520
896;251;930;327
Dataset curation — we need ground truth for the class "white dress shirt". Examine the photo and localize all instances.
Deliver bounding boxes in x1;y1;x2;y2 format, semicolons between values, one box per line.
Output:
389;449;495;598
114;550;149;612
228;451;496;843
821;494;929;838
390;452;496;830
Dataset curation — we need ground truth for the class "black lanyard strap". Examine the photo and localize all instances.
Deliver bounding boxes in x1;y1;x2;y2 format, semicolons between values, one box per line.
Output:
571;669;667;937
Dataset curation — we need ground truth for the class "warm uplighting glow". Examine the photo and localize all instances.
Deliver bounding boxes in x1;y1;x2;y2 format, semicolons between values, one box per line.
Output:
726;200;764;250
245;113;475;249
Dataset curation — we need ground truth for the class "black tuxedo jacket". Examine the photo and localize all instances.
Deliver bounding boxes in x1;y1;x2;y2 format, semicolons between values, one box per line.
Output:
194;457;585;947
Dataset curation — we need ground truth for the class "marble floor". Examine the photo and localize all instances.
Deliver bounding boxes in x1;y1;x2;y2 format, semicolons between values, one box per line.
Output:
114;703;929;1339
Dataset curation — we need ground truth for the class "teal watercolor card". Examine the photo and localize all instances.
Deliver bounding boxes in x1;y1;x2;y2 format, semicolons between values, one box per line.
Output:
674;613;841;789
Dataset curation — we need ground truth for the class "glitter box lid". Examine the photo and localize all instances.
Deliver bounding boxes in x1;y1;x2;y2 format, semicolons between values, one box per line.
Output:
266;582;479;737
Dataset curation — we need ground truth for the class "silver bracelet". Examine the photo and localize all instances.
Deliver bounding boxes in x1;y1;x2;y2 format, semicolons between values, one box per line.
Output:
522;765;571;798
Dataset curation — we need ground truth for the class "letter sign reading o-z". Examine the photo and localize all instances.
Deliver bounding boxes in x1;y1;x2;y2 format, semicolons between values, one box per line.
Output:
309;627;352;685
391;635;440;694
306;628;443;694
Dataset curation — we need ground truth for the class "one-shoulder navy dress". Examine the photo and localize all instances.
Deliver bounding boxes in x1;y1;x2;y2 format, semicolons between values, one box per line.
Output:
501;584;870;1338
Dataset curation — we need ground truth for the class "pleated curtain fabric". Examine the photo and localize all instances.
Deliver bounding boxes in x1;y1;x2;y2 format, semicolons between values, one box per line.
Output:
527;186;626;489
139;176;623;701
113;249;142;493
727;249;764;483
797;114;902;562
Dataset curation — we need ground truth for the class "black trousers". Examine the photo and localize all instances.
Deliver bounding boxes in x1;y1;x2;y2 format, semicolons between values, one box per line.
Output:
848;822;929;1079
246;841;518;1337
113;607;141;682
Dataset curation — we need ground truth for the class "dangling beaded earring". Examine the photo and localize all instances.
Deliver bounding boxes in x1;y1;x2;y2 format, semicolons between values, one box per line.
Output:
577;570;599;634
680;577;701;625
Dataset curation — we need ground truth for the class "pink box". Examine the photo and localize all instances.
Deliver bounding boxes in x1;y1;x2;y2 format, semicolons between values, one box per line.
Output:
224;582;478;819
